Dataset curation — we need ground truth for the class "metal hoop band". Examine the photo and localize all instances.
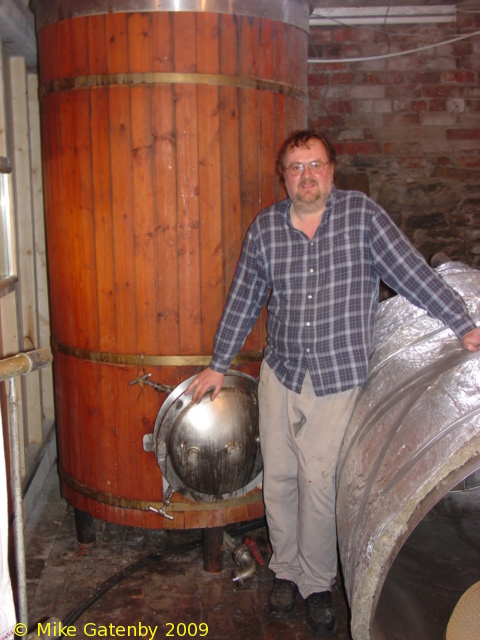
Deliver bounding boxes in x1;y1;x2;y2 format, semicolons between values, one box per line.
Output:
51;338;263;367
40;72;307;101
60;465;263;512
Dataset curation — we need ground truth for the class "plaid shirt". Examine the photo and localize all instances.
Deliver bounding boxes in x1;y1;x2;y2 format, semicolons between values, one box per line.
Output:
210;186;476;396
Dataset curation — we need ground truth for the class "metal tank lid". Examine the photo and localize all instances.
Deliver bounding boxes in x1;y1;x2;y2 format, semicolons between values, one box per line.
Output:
30;0;313;33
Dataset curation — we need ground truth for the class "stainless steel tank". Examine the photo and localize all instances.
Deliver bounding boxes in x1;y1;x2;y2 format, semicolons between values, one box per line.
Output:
336;261;480;640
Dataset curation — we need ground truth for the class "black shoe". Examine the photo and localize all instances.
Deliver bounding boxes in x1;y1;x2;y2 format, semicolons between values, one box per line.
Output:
305;591;337;637
267;578;299;619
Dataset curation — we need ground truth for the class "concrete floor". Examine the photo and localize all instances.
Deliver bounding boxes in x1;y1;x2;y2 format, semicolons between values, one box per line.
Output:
25;467;353;640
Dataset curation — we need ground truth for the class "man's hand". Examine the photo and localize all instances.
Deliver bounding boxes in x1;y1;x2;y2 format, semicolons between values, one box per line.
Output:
461;327;480;352
185;367;225;404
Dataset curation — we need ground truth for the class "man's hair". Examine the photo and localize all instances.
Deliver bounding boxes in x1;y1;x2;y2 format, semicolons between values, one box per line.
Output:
276;130;337;185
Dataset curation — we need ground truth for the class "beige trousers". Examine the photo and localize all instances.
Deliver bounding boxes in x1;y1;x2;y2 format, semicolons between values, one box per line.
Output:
258;361;360;598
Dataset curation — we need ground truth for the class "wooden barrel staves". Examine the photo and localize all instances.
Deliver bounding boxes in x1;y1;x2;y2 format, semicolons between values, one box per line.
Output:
34;0;310;529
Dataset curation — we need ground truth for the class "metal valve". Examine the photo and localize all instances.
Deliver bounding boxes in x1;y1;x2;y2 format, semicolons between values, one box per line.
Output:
148;485;175;521
129;372;174;395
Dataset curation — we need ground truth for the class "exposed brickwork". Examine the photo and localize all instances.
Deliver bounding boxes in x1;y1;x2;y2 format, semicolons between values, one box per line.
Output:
308;8;480;267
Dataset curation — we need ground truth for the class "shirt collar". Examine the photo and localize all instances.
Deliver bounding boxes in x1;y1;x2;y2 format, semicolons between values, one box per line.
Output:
322;184;336;227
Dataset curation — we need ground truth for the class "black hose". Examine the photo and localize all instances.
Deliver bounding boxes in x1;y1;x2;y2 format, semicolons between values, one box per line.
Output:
59;517;266;630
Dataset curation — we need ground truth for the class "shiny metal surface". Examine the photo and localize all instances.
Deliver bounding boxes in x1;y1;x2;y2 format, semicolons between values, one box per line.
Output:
336;261;480;640
224;531;258;586
32;0;311;32
153;371;263;503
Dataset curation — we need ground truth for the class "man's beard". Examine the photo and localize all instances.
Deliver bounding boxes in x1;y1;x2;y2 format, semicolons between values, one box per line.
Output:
291;184;329;214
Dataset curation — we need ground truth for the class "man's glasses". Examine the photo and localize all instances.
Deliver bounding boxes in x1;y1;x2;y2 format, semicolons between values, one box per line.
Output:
285;160;331;176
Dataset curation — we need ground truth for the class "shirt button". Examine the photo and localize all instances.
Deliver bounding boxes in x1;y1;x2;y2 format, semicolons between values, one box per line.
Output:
307;295;312;299
306;322;311;326
309;268;314;273
306;348;310;353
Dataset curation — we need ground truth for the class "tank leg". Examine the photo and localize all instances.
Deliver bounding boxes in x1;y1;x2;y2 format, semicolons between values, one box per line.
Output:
202;526;224;573
74;507;96;544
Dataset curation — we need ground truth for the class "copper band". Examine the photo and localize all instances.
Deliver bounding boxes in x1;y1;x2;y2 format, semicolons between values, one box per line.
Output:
60;466;263;512
51;338;263;367
40;72;307;101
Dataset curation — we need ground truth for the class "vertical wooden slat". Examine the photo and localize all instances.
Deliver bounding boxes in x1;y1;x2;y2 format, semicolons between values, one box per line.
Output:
287;29;308;133
238;17;260;233
238;17;262;354
259;19;277;211
257;19;278;351
197;13;223;352
275;23;289;165
128;13;157;354
219;14;242;298
89;15;116;352
96;361;117;517
114;366;144;502
87;14;114;507
173;12;201;356
37;24;59;85
71;17;98;349
106;13;137;354
152;13;179;366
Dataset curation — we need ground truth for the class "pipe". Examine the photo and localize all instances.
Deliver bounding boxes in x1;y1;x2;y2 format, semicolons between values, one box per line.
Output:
223;530;258;586
336;260;480;640
231;545;258;587
0;348;53;382
1;348;53;627
8;378;27;625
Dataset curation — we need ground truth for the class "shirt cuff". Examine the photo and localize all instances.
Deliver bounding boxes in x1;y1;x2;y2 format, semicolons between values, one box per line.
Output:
209;355;231;374
450;316;477;340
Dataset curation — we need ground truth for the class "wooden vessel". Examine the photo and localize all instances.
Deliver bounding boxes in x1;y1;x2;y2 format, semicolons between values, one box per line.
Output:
35;0;309;529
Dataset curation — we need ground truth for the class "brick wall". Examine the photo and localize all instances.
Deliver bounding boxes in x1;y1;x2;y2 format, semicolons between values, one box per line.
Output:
308;8;480;266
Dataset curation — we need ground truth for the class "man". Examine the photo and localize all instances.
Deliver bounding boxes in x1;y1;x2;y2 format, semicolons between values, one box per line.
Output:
186;130;480;637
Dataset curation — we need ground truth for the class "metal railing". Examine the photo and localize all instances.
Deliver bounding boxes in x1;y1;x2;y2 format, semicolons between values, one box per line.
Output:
1;348;53;626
